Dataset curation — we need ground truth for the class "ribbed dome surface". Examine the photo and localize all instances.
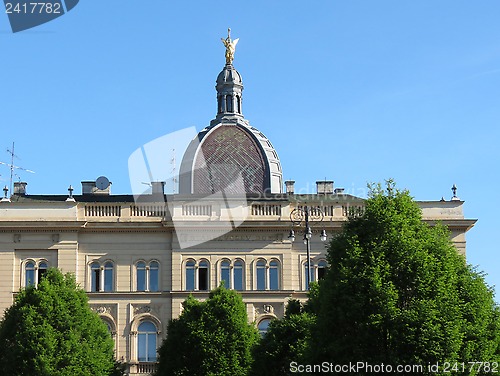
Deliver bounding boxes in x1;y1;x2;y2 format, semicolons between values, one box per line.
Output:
216;64;243;87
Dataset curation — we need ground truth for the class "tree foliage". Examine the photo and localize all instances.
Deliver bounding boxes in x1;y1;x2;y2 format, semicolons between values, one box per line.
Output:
309;181;500;374
0;268;116;376
155;285;259;376
251;297;316;376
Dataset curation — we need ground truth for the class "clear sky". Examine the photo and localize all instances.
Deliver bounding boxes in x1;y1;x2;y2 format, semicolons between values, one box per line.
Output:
1;1;499;297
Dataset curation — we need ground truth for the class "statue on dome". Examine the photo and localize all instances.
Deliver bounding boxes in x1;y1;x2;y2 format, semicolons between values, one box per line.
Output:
221;28;239;64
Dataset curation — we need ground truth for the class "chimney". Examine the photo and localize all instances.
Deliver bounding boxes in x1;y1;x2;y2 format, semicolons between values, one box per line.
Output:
151;181;165;195
316;181;334;195
285;180;295;194
13;182;27;195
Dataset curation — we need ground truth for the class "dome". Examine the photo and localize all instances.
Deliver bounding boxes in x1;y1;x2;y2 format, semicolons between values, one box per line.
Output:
179;120;283;195
216;64;243;88
178;58;283;195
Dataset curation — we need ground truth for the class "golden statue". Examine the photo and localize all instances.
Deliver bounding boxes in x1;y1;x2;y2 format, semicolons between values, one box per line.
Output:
221;28;239;64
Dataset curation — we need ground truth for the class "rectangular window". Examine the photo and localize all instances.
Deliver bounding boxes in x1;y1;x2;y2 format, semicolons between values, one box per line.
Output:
148;333;157;361
270;268;279;290
137;268;146;291
257;267;265;290
149;268;159;292
92;269;100;292
138;333;147;362
233;267;243;290
221;267;230;289
198;268;208;291
25;269;35;287
104;268;113;292
186;268;195;291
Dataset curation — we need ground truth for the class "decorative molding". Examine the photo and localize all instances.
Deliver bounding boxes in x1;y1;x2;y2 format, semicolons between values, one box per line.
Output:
133;303;162;318
90;304;117;319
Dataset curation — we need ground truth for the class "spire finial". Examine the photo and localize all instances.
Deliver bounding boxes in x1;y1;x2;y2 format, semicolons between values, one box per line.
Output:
221;27;239;64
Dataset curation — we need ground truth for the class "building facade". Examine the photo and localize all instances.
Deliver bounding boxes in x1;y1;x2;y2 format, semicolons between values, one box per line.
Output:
0;36;476;375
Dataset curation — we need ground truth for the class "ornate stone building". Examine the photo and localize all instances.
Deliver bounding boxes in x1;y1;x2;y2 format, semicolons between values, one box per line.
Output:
0;34;476;375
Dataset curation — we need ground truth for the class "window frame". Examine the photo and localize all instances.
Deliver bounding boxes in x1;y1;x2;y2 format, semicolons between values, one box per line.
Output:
184;259;210;291
23;259;49;288
255;258;281;291
89;260;115;292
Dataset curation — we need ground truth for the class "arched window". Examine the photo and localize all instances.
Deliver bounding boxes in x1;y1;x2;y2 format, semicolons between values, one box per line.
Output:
221;260;231;288
269;260;279;290
185;260;195;291
103;262;114;292
90;261;114;292
225;95;233;112
149;261;159;292
136;261;147;291
25;261;35;287
236;95;241;114
256;260;266;291
137;321;157;362
257;318;272;337
233;260;244;291
91;262;100;292
198;260;209;291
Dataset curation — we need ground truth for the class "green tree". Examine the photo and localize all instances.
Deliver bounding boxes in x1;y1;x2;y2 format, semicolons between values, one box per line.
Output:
251;297;316;376
155;285;260;376
309;181;500;374
0;268;116;376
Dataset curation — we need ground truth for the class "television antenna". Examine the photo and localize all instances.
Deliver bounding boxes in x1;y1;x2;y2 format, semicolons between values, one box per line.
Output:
0;142;35;196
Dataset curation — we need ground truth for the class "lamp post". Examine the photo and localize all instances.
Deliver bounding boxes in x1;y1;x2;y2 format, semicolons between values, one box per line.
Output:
289;205;327;290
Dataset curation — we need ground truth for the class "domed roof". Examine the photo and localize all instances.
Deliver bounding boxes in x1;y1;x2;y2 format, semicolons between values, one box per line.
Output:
179;120;283;195
178;54;283;195
216;64;243;88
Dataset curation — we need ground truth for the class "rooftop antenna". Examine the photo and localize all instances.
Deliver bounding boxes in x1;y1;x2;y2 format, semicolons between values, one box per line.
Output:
0;142;35;196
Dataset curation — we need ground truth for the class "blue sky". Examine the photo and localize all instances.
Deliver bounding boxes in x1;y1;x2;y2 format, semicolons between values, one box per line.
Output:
1;1;499;297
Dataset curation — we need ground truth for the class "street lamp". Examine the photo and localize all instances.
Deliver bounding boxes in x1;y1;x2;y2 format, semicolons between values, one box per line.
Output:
288;204;327;290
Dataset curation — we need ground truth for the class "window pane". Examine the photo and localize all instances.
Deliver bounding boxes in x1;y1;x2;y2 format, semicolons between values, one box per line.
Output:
198;265;208;291
149;262;159;292
138;333;147;362
104;262;113;292
148;332;157;361
221;261;230;289
234;261;243;291
186;261;195;291
270;261;279;290
91;263;100;292
318;260;327;280
38;262;48;284
304;260;315;289
258;319;271;337
256;262;265;291
136;262;146;291
25;262;35;287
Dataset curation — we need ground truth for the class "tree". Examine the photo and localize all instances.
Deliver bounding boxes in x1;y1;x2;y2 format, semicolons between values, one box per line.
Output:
250;296;316;376
0;268;117;376
309;181;500;374
155;285;260;376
